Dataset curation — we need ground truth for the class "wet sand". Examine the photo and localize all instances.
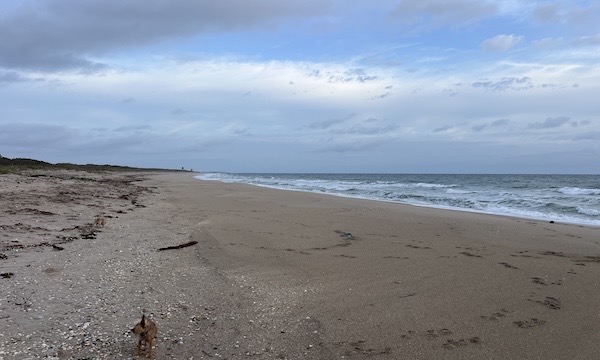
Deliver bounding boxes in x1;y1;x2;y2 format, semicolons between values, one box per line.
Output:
1;171;599;359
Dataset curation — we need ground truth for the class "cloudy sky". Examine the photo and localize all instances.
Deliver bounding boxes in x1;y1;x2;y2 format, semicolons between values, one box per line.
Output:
1;0;599;173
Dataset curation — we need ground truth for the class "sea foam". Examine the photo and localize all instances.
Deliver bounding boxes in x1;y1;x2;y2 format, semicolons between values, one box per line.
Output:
195;173;600;227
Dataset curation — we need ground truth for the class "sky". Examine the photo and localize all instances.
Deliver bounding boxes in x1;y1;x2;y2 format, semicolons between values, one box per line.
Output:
0;0;599;173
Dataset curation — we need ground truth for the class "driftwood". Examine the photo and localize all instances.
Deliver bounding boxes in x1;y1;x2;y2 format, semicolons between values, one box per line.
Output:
157;241;198;251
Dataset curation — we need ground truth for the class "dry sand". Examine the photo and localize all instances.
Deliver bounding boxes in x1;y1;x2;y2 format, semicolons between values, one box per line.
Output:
1;171;599;359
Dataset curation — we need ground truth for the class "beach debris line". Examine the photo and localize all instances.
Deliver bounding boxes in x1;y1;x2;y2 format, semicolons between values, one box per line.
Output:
10;290;35;311
157;240;198;251
334;230;354;240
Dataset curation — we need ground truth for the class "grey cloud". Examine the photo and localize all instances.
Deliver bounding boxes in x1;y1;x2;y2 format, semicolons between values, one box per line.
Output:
231;127;250;136
528;116;571;129
0;123;75;148
0;70;28;83
345;68;367;76
370;92;392;100
442;88;458;97
356;76;378;83
573;34;600;47
0;122;180;162
567;3;600;28
314;116;397;135
472;118;509;132
540;83;570;90
0;0;332;71
533;3;561;23
433;125;452;133
318;139;386;153
533;2;600;29
572;131;600;140
344;68;378;83
308;113;355;129
532;37;564;48
78;134;151;152
390;0;497;28
170;108;188;116
113;125;152;132
0;70;44;84
332;123;397;135
327;68;379;83
307;69;322;78
472;77;532;91
491;119;509;127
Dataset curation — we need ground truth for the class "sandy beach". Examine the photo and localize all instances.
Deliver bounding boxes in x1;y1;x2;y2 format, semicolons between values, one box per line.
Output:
1;171;599;359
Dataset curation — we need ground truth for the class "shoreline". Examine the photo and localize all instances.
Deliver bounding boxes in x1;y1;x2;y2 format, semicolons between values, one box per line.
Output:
2;171;599;359
193;174;600;229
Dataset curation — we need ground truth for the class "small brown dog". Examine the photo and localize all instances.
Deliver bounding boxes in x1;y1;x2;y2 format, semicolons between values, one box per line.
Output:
131;314;157;358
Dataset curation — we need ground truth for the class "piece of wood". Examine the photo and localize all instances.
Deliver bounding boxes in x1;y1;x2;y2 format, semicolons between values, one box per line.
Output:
157;240;198;251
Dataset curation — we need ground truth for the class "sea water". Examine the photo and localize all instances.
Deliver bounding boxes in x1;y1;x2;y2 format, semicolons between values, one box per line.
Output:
194;173;600;227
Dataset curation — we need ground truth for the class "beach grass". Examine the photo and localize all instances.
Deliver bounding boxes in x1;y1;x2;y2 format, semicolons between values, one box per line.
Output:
0;155;184;174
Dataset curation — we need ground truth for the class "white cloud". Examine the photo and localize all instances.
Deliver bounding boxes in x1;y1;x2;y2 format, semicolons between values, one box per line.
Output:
481;34;524;52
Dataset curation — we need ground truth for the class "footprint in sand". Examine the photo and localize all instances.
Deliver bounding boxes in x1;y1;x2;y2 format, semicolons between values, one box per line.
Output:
480;309;510;321
406;244;431;249
400;328;452;340
532;277;563;286
459;251;482;258
540;251;565;257
334;340;392;357
514;318;546;328
511;251;540;259
442;337;482;349
423;328;452;339
529;296;562;310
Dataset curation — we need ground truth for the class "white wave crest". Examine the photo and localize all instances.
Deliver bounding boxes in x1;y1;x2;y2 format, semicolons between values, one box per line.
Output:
446;189;474;194
413;182;456;189
558;187;600;195
577;206;600;216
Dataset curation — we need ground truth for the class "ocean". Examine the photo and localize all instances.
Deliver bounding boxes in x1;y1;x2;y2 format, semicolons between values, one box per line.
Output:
194;173;600;227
